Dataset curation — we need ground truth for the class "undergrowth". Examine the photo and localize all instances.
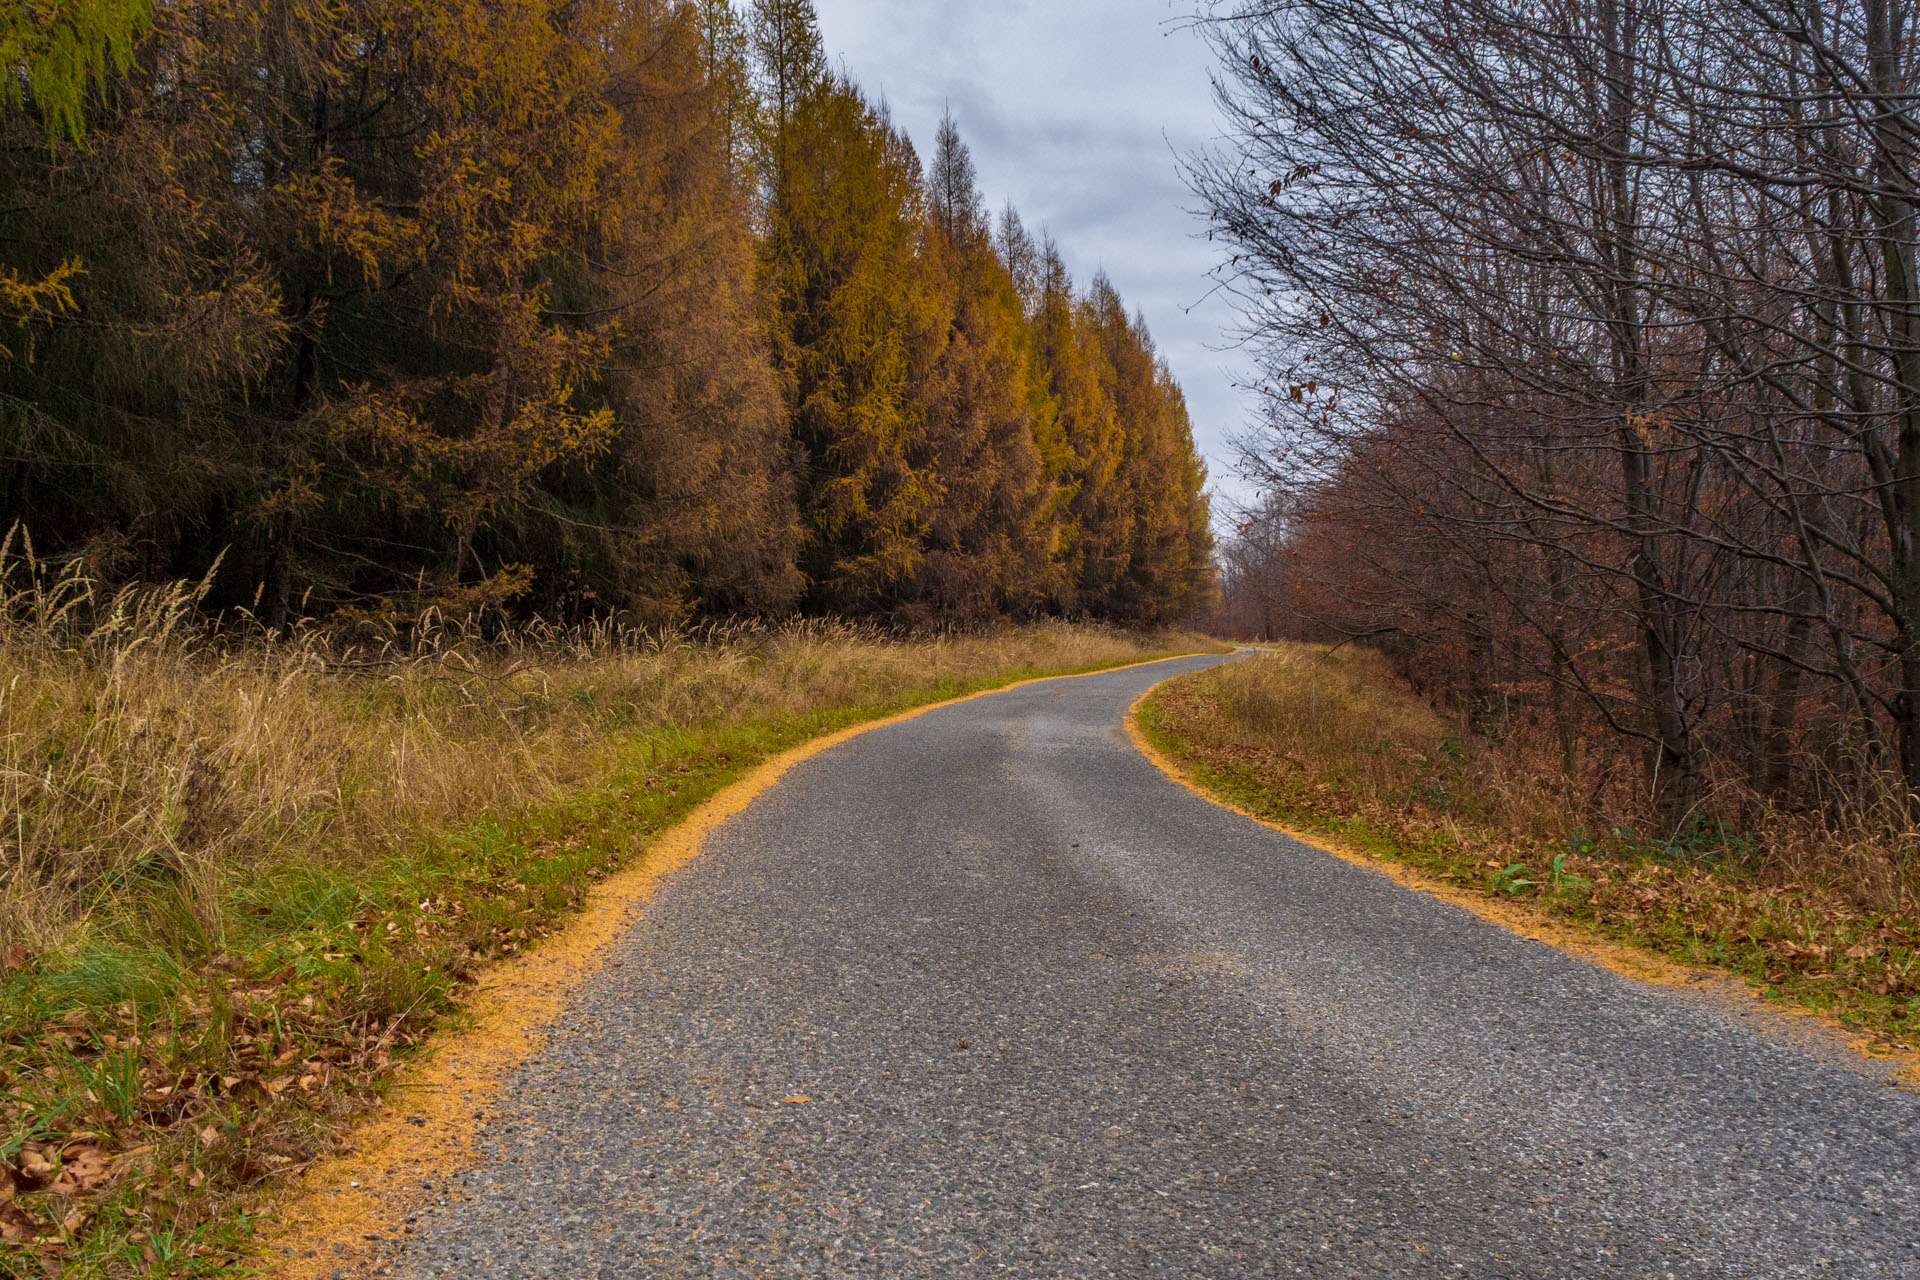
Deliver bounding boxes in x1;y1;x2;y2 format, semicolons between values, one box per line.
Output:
1138;645;1920;1050
0;538;1217;1276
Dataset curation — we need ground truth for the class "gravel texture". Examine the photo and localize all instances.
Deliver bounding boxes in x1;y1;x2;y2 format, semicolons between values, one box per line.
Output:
389;655;1919;1278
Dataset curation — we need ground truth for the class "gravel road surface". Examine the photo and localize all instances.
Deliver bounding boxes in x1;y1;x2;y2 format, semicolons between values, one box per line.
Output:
390;655;1918;1278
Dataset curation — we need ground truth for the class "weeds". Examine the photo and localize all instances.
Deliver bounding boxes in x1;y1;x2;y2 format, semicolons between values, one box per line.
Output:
1487;862;1537;895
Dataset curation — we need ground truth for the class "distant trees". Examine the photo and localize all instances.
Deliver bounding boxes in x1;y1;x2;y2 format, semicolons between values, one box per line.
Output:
1195;0;1920;818
0;0;1214;627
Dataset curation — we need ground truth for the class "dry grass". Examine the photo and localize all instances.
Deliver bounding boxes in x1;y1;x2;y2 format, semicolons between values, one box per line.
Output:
1;546;1174;954
0;535;1213;1276
1207;644;1571;840
1141;644;1920;1047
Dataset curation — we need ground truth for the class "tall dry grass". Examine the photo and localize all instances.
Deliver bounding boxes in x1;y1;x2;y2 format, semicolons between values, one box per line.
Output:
1210;644;1570;842
0;530;1185;959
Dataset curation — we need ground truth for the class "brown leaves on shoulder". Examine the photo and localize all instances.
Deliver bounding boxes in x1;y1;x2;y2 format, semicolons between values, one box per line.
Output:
42;1144;112;1198
0;1139;127;1249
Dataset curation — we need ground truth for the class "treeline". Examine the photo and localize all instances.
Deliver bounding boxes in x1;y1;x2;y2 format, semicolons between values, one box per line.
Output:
0;0;1214;627
1196;0;1920;823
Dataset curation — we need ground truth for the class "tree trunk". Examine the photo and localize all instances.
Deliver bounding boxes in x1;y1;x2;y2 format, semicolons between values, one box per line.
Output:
1866;0;1920;801
451;350;514;587
1600;0;1699;820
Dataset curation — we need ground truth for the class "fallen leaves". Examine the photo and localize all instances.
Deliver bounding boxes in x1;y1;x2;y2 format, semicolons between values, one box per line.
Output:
0;1138;130;1249
0;1201;40;1247
44;1145;112;1198
0;963;428;1268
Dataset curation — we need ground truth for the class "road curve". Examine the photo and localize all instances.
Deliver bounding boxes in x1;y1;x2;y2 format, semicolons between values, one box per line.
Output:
390;655;1916;1278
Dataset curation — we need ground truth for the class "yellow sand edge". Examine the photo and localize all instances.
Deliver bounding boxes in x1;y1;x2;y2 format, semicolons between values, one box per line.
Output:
262;653;1208;1279
1123;685;1920;1090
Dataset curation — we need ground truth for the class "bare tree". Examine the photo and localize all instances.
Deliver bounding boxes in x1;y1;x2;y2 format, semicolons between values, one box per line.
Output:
1195;0;1920;825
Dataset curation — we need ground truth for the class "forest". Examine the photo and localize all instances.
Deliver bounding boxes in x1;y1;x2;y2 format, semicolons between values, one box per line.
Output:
0;0;1216;630
1197;0;1920;841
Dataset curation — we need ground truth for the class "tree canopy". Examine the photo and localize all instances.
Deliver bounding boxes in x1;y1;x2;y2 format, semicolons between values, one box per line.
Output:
1;0;1216;628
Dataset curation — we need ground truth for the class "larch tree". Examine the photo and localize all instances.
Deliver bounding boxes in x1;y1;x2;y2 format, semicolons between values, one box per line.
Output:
696;0;761;187
0;0;151;140
0;0;288;586
757;55;943;610
1089;287;1212;622
0;0;149;357
929;107;983;239
749;0;825;214
538;0;800;623
1;0;1217;632
317;0;624;608
1031;245;1128;611
914;112;1053;620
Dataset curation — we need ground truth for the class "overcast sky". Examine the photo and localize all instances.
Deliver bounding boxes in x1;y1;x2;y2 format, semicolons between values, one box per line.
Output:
808;0;1256;521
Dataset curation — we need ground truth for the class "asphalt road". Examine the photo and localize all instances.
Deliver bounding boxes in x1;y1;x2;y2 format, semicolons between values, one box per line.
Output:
391;655;1919;1278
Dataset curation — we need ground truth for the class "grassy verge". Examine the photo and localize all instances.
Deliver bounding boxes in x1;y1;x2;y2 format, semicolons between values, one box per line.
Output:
1137;646;1920;1053
0;564;1218;1277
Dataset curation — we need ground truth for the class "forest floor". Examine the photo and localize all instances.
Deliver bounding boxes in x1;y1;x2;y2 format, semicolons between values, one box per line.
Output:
1135;645;1920;1075
0;588;1219;1278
